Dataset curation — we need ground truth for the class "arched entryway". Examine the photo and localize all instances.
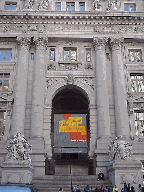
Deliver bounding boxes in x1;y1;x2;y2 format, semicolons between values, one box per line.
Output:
51;84;90;175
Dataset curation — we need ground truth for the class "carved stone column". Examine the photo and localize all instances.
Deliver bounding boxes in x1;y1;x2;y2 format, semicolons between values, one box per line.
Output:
12;37;31;136
93;37;110;139
110;37;129;137
31;37;48;138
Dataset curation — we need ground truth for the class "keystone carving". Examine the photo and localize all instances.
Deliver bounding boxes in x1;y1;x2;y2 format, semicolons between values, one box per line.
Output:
65;74;75;85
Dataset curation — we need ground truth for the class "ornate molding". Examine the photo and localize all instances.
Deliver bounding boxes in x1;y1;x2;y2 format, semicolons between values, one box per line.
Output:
93;37;107;50
133;102;144;110
17;37;31;50
127;92;144;102
110;37;124;51
85;63;93;70
0;92;13;102
47;63;56;71
35;36;48;49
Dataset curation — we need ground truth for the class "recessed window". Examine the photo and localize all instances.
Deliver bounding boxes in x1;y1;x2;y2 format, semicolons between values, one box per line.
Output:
56;3;61;11
64;48;77;61
80;3;85;11
0;74;10;92
50;49;55;61
130;74;144;93
134;111;144;136
66;3;75;11
124;3;136;11
6;3;17;10
0;111;6;137
86;48;91;62
128;49;142;62
0;49;12;61
31;53;34;60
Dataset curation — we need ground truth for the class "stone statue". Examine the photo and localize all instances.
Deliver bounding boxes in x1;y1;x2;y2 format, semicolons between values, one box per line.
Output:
108;136;132;163
5;132;32;162
38;0;49;10
92;0;102;11
23;0;35;9
107;0;121;11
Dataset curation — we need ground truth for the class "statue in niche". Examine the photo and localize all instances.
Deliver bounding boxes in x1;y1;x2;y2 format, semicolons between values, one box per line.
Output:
92;0;102;11
107;0;121;11
38;0;49;10
23;0;35;9
5;132;32;162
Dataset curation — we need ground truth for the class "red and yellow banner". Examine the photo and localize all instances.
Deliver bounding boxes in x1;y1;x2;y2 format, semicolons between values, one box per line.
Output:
58;114;87;142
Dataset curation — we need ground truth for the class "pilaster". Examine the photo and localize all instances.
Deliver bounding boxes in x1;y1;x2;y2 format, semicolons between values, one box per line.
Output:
12;37;31;136
110;37;129;137
93;37;110;139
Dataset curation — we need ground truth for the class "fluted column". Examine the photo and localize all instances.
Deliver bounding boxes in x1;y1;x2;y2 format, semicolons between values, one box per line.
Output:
110;37;129;137
31;37;48;138
12;37;31;136
93;37;110;139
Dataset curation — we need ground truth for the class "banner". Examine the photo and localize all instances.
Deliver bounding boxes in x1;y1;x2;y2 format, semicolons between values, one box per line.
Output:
54;114;87;153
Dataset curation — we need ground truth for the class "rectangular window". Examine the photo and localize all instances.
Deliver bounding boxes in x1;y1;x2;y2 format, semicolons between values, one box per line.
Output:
134;111;144;136
130;74;144;93
128;49;142;62
31;53;34;60
66;3;75;11
0;49;12;61
86;48;91;62
0;74;10;92
124;3;136;11
56;3;61;11
0;111;6;136
50;49;55;61
80;3;85;11
64;48;77;61
6;3;17;10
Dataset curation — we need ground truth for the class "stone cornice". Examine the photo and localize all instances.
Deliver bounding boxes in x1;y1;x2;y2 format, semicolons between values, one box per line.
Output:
0;12;144;24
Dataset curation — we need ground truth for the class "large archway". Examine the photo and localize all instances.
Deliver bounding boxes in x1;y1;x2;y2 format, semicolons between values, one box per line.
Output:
51;84;90;167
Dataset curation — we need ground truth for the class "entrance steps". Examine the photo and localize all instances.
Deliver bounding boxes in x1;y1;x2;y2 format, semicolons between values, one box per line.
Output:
32;175;113;192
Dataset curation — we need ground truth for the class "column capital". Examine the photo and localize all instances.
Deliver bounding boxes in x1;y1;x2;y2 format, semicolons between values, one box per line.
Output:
110;37;124;51
93;37;108;50
17;37;31;50
34;36;48;50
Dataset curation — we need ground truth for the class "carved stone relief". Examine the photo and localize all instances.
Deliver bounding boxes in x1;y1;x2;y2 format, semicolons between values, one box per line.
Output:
85;63;93;70
23;0;35;9
65;74;75;85
38;0;49;10
0;92;13;102
107;0;121;11
47;63;56;70
92;0;102;11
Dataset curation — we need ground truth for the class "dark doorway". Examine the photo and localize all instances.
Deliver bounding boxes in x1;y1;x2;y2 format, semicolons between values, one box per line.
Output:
51;85;90;164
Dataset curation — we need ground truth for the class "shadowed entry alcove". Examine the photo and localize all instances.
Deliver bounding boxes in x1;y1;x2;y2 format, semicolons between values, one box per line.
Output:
50;85;90;175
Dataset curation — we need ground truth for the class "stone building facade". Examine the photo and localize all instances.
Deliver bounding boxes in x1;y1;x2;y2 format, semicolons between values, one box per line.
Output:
0;0;144;186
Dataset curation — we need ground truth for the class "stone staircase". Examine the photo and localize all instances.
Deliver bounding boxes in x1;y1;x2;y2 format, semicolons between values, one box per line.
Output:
32;175;113;192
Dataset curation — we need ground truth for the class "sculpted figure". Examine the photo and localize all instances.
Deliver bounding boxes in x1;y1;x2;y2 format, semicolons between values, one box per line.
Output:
93;0;102;10
38;0;49;10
